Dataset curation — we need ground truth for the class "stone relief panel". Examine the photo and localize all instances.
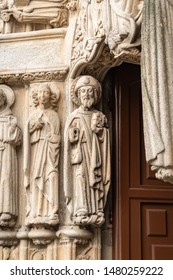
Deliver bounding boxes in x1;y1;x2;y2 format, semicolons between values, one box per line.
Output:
0;245;19;260
0;85;22;228
24;82;61;227
0;0;69;33
64;75;111;226
70;0;143;79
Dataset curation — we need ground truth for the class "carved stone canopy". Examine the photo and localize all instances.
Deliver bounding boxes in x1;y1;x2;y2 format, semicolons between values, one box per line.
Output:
70;0;143;80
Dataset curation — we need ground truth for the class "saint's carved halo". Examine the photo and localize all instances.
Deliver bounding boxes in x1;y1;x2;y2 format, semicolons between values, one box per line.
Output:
0;84;15;107
71;75;102;106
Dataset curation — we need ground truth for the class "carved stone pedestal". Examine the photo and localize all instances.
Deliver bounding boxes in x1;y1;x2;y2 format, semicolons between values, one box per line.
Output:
57;226;95;260
0;229;18;259
28;226;56;245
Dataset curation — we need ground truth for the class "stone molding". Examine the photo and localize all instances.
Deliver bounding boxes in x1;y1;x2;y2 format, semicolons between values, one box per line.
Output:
0;67;69;85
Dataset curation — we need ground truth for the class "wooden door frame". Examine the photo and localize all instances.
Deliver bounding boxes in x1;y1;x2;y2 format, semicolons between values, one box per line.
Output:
112;63;141;260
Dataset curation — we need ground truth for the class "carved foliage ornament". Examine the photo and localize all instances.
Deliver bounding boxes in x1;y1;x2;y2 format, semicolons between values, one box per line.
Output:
0;68;69;85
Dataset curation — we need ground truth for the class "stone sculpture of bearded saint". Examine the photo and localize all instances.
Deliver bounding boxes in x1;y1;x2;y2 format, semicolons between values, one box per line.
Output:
0;85;21;227
24;83;60;226
64;76;110;226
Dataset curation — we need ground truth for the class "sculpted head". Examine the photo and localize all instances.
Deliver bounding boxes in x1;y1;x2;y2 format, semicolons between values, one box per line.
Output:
37;84;51;108
0;85;15;111
32;83;58;110
71;76;102;109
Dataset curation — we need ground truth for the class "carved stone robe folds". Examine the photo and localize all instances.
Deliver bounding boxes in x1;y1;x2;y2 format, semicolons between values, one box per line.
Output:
24;107;60;226
0;106;21;226
64;108;110;226
141;0;173;183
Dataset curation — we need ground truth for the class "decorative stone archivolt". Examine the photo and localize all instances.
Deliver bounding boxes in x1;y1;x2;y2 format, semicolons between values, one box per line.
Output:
64;75;111;226
24;82;61;226
0;85;22;228
70;0;143;79
141;0;173;184
0;0;69;33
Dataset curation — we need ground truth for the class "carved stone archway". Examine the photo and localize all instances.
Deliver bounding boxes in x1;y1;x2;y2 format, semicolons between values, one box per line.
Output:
69;0;142;81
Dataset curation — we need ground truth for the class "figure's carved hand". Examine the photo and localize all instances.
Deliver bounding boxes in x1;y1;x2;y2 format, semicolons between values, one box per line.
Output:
91;112;106;134
9;123;16;135
35;117;44;130
11;7;23;22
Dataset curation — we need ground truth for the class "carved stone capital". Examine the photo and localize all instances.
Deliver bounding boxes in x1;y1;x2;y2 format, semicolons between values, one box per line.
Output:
0;229;18;246
56;226;93;244
16;226;29;240
28;227;56;245
57;226;94;260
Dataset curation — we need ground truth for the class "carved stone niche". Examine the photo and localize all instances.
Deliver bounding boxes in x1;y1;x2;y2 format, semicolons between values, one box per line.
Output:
56;226;94;260
0;0;69;34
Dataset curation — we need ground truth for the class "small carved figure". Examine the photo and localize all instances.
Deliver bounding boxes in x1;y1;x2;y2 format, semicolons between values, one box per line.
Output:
24;83;60;226
64;75;110;226
0;85;22;227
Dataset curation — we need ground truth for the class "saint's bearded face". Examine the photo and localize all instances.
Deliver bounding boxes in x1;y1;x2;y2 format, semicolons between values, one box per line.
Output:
78;85;95;110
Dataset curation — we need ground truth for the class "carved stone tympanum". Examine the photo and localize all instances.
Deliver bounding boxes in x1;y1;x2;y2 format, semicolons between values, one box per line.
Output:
0;85;22;228
64;75;110;226
24;83;61;226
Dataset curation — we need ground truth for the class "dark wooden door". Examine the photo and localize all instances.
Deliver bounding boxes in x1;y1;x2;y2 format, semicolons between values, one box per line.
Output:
112;63;173;260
